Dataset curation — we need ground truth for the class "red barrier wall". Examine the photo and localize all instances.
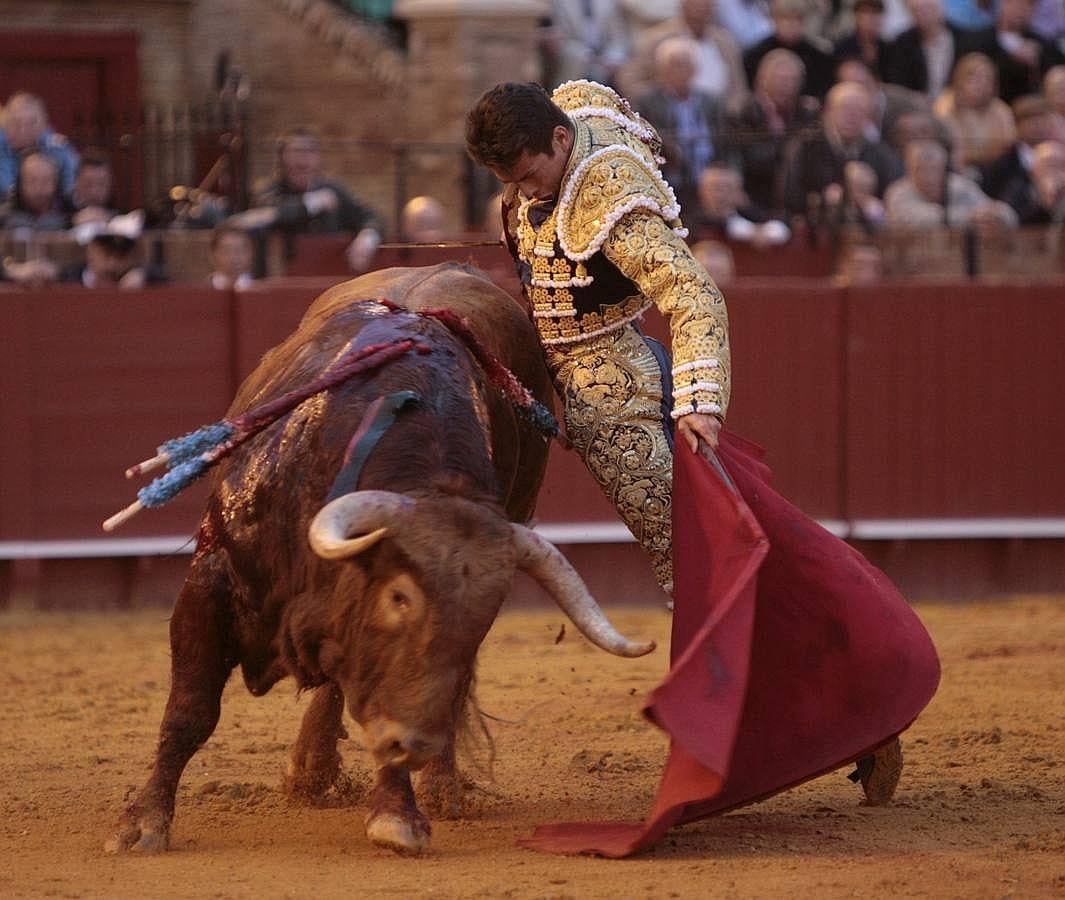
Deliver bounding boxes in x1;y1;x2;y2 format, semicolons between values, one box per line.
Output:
845;281;1065;518
3;270;1064;606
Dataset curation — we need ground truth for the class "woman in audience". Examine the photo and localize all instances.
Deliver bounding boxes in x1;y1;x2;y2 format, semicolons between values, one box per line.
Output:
933;52;1018;172
0;152;71;231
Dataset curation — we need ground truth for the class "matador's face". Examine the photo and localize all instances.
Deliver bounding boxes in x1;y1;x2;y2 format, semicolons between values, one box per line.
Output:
489;125;573;202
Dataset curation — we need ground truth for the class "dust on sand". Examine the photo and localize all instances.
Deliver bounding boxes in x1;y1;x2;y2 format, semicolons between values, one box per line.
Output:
1;598;1062;899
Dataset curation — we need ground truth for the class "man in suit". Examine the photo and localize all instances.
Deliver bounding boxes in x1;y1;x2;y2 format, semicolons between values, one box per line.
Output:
981;93;1060;216
637;34;728;211
616;0;749;114
542;0;630;88
782;79;904;216
884;0;975;98
963;0;1065;103
743;0;837;99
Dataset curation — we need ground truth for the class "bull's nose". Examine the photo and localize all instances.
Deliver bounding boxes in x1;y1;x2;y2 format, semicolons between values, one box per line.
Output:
364;718;444;769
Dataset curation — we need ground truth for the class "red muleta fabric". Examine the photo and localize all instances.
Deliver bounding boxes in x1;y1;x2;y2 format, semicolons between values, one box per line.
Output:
521;430;941;856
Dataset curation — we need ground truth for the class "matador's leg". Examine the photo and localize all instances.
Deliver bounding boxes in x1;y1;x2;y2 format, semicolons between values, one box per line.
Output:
546;325;675;592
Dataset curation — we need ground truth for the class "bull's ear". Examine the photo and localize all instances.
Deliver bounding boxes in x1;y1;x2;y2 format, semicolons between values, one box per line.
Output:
318;638;345;676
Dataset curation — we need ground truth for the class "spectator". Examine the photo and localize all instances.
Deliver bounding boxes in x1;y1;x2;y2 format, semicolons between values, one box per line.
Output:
616;0;678;48
0;92;79;201
963;0;1065;103
943;0;996;32
889;107;953;157
743;0;837;100
727;48;821;212
399;195;447;242
253;127;382;272
209;224;256;291
69;153;119;227
834;240;886;283
828;159;889;228
981;93;1059;215
884;0;972;100
782;80;904;217
1;255;58;287
0;152;71;231
933;52;1017;170
541;0;629;88
834;0;893;78
636;35;728;211
617;0;749;114
689;237;737;283
689;162;792;244
830;0;917;42
1030;0;1065;46
1045;65;1065;139
1021;138;1065;223
64;210;161;289
885;137;1019;228
836;57;946;146
714;0;775;50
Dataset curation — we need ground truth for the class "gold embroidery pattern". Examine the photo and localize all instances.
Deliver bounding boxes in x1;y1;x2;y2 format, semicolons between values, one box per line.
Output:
603;211;731;418
560;147;683;258
545;325;674;591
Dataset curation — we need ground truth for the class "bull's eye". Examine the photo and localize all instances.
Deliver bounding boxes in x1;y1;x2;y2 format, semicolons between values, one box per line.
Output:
377;573;423;629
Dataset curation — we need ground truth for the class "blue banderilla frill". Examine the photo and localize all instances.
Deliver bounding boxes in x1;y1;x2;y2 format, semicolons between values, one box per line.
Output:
104;305;558;532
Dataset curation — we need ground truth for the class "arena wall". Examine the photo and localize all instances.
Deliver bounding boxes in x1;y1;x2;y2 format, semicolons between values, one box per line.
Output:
3;266;1064;609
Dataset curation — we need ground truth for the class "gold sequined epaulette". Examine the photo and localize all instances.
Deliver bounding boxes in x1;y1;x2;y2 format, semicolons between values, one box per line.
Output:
552;80;664;164
556;142;687;262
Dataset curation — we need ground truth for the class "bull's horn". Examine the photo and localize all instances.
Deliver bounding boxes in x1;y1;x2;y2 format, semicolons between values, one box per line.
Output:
511;525;655;658
308;491;414;560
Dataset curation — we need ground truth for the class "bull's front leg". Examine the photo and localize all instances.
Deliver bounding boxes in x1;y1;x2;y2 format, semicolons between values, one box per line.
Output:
284;681;348;802
365;765;431;855
415;740;470;820
105;578;235;853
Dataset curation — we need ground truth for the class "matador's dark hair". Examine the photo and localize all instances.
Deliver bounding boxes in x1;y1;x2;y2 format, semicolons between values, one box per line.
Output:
464;82;572;170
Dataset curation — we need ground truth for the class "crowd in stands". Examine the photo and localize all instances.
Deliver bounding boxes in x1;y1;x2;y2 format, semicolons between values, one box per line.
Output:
571;0;1065;244
2;0;1065;289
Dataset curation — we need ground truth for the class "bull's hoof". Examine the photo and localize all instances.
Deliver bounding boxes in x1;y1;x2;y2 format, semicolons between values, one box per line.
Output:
365;811;431;855
416;769;472;820
282;752;343;803
104;810;171;854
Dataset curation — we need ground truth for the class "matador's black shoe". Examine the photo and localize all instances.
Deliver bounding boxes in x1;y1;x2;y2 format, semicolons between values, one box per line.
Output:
848;737;903;805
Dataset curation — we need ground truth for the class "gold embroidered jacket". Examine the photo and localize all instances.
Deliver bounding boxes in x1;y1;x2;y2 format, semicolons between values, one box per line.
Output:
503;80;732;420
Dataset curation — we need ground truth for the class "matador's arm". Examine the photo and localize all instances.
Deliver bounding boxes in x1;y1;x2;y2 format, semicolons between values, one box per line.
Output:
602;210;732;421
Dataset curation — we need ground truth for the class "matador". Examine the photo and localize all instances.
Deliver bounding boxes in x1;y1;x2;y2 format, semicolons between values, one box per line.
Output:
465;81;940;857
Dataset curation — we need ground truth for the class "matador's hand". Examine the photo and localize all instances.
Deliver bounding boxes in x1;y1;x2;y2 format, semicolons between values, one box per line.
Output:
676;412;721;453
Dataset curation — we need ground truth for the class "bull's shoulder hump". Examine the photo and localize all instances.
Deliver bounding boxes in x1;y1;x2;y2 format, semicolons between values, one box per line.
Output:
303;264;533;338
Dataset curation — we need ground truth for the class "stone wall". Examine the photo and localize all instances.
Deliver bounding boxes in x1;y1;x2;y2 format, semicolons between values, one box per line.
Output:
0;0;547;233
0;0;193;107
186;0;407;228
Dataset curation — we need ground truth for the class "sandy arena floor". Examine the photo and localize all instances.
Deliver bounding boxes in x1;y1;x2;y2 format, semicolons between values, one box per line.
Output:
1;597;1062;899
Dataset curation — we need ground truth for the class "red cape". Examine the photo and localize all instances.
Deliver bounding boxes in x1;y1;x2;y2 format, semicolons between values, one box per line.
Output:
521;431;941;856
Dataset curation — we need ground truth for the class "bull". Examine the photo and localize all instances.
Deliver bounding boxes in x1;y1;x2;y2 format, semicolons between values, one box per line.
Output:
105;263;653;856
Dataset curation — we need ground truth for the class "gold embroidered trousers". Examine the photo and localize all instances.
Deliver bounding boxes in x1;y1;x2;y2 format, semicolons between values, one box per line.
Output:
545;324;674;592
